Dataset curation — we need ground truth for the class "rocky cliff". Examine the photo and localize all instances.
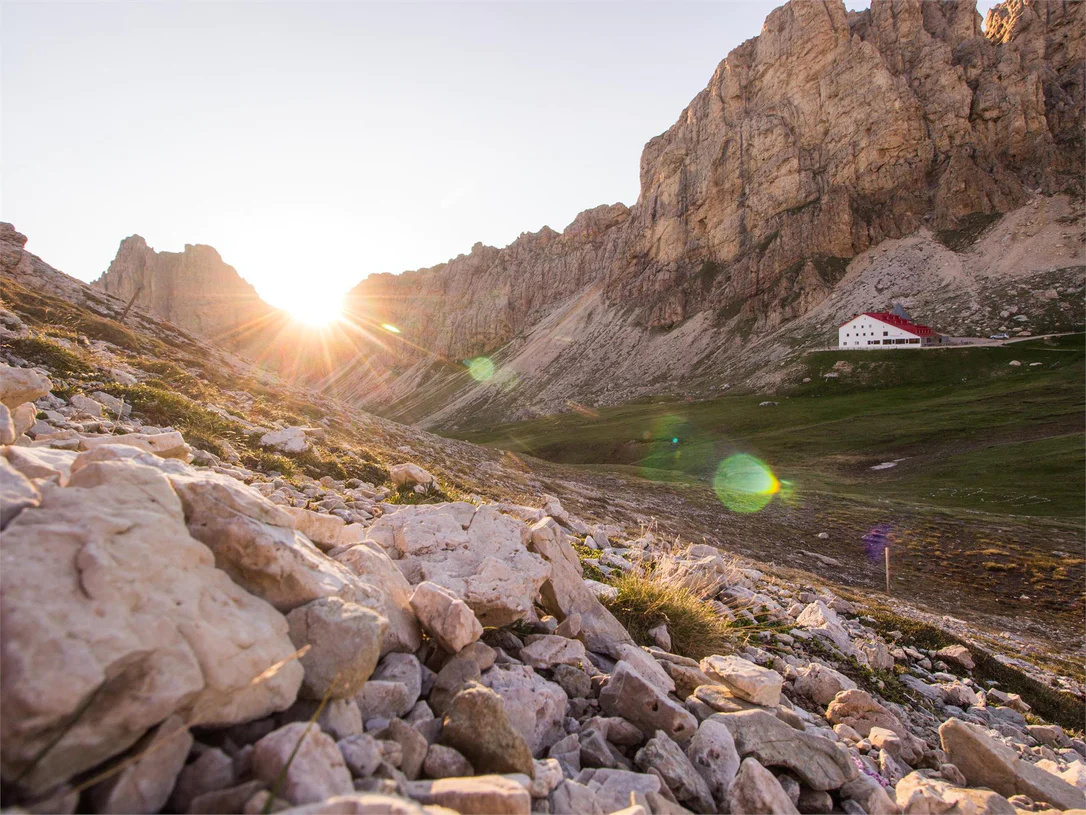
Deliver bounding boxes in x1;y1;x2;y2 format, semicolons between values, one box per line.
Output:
93;236;278;344
92;0;1086;425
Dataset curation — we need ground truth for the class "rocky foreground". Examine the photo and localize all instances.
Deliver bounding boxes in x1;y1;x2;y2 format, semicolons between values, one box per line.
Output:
2;315;1085;815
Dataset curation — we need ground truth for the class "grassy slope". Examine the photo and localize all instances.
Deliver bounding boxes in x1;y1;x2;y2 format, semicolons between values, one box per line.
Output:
452;335;1086;521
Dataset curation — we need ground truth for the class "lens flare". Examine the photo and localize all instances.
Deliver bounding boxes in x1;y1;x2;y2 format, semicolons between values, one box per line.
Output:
863;523;894;560
381;324;401;334
713;454;781;513
466;357;495;382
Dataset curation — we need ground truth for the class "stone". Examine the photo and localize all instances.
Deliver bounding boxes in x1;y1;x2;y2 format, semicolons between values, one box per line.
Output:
410;581;483;653
278;793;430;814
613;643;676;695
11;402;35;437
939;719;1086;810
686;715;741;807
189;781;266;814
727;758;799;815
339;733;383;778
0;402;13;444
551;664;592;698
549;780;604;815
168;747;235;813
365;503;550;627
0;458;302;793
87;715;193;814
526;517;634;656
828;689;924;764
251;722;353;805
441;682;535;776
481;664;568;757
423;744;474;779
575;768;661;813
795;601;858;657
896;771;1014;814
287;597;386;699
0;454;40;528
936;645;975;671
840;771;900;814
700;655;783;706
635;730;715;813
80;431;191;460
520;635;587;669
3;445;77;485
287;507;347;551
382;718;428;780
0;364;51;408
356;681;413;722
716;710;857;790
389;463;435;488
70;394;104;416
599;661;698;743
405;775;531;815
334;544;422;655
260;426;311;454
648;623;672;652
794;663;858;705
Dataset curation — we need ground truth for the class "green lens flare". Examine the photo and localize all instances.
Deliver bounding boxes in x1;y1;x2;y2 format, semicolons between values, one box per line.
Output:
713;454;781;513
466;357;495;382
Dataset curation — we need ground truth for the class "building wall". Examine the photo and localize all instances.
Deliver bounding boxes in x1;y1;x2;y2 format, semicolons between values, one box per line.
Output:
838;316;927;348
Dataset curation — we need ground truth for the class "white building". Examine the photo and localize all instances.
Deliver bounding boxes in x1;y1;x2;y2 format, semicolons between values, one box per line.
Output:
838;306;943;349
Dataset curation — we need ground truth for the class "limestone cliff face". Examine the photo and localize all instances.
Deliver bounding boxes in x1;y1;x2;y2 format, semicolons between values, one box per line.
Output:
347;0;1083;362
93;236;276;343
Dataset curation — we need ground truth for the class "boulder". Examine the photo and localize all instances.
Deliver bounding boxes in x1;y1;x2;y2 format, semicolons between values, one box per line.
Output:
0;364;51;408
635;730;715;812
423;744;474;779
527;517;634;656
0;402;13;444
286;507;347;551
87;715;193;815
251;722;353;805
520;635;587;669
334;543;422;655
0;458;302;793
287;597;386;699
260;426;311;454
549;780;604;815
389;463;435;488
575;768;661;813
828;690;925;765
715;710;857;790
840;772;901;814
700;655;783;706
167;746;235;813
11;402;35;437
939;719;1086;810
895;771;1013;814
481;664;568;756
599;661;698;743
440;682;535;776
405;776;531;815
0;455;40;528
280;793;430;815
80;431;191;460
3;445;77;485
338;733;383;778
69;394;104;416
365;503;549;626
794;663;858;706
727;757;800;815
936;645;975;671
795;601;859;657
410;581;483;653
686;715;741;807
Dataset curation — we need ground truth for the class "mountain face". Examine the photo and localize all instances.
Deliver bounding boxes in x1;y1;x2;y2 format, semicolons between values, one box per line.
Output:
94;0;1085;427
93;236;277;343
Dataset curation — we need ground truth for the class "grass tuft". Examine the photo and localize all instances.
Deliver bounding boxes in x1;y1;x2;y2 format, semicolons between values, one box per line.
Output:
602;570;735;660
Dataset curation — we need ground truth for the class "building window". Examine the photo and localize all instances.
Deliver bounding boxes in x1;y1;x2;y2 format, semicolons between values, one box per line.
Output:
883;331;888;336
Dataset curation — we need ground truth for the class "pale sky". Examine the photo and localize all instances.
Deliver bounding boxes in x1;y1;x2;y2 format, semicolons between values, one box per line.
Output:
2;0;1002;313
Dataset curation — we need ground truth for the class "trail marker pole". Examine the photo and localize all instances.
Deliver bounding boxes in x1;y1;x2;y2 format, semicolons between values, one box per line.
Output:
885;546;891;594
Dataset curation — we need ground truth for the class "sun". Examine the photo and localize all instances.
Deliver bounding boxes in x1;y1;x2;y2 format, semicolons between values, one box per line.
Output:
287;293;344;327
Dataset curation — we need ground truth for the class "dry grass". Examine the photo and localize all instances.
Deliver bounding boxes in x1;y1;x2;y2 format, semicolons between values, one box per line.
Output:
603;569;736;660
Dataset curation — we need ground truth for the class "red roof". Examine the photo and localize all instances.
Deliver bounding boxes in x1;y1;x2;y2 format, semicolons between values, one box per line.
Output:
839;312;937;337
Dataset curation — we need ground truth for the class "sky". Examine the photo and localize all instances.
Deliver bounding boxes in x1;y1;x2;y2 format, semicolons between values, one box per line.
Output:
3;0;1003;315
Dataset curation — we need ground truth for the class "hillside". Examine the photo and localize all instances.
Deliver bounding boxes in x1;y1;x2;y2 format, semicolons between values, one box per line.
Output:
86;0;1085;429
3;219;1086;815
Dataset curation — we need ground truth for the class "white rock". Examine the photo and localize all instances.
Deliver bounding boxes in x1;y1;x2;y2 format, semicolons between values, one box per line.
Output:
410;580;483;653
80;431;191;460
70;394;104;416
482;664;568;756
87;716;193;814
390;463;435;488
3;445;77;485
365;502;550;626
0;364;51;408
0;458;302;793
11;402;36;437
287;597;386;699
334;543;422;655
727;757;799;814
520;635;587;669
794;663;858;706
260;425;311;454
687;716;741;808
0;403;14;444
700;655;783;707
251;723;353;805
0;455;40;528
287;506;347;551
